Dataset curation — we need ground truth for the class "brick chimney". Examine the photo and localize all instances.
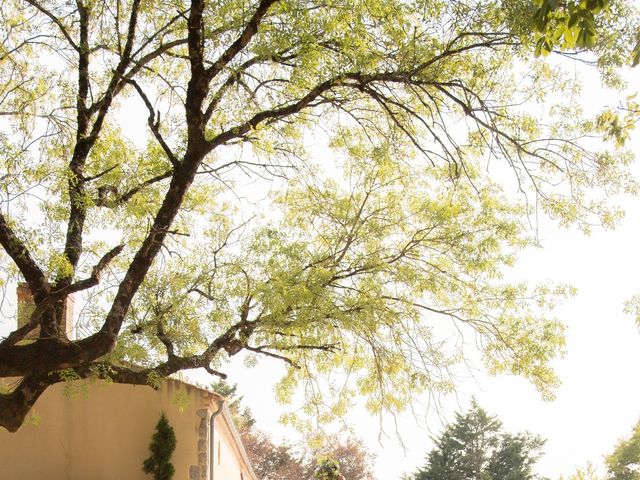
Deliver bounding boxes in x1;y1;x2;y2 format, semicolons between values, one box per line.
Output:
17;283;75;341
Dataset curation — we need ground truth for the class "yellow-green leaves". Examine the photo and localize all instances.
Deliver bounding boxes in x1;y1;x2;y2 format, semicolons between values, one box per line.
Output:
48;252;74;279
532;0;608;56
605;419;640;480
230;142;567;422
623;294;640;329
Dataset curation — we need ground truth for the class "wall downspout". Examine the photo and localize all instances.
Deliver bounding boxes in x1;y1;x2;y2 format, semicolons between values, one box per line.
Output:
209;399;224;480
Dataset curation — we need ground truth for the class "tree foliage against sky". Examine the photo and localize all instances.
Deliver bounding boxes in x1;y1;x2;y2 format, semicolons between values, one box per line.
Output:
406;401;545;480
560;417;640;480
0;0;637;432
532;0;640;67
240;431;375;480
606;418;640;480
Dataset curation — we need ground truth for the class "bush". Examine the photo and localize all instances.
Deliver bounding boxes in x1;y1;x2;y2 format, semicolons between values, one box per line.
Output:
315;458;342;480
143;412;177;480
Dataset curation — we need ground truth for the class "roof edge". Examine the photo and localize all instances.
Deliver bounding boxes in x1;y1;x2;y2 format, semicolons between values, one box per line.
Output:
217;400;260;480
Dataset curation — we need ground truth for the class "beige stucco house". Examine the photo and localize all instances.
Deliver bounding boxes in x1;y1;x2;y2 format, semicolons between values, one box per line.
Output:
0;378;259;480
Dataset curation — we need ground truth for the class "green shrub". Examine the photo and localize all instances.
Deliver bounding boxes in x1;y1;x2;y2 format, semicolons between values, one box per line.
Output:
143;412;177;480
315;458;341;480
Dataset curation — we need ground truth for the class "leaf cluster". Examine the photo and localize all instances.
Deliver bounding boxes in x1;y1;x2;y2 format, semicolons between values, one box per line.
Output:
530;0;640;71
532;0;608;55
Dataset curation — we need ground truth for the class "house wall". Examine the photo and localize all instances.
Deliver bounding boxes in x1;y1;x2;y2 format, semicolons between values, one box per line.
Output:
0;379;215;480
211;414;252;480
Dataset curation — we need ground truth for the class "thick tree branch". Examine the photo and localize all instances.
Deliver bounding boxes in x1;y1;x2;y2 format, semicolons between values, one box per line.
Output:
0;356;225;432
0;374;51;432
60;2;91;284
0;245;124;348
0;302;53;347
61;0;142;288
71;0;215;361
187;0;206;78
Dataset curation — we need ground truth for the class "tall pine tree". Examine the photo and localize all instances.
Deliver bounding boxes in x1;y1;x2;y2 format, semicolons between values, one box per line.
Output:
409;402;544;480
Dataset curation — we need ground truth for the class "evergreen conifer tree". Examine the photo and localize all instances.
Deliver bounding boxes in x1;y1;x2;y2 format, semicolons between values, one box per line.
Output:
408;402;544;480
143;412;177;480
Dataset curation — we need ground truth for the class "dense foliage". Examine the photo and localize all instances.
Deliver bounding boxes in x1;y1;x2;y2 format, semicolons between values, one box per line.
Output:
0;0;638;431
406;401;545;480
606;419;640;480
532;0;640;66
241;430;375;480
315;458;344;480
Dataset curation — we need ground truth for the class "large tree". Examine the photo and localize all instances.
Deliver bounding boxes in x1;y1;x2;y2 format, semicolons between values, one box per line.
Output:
240;430;307;480
0;0;637;432
406;401;545;480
